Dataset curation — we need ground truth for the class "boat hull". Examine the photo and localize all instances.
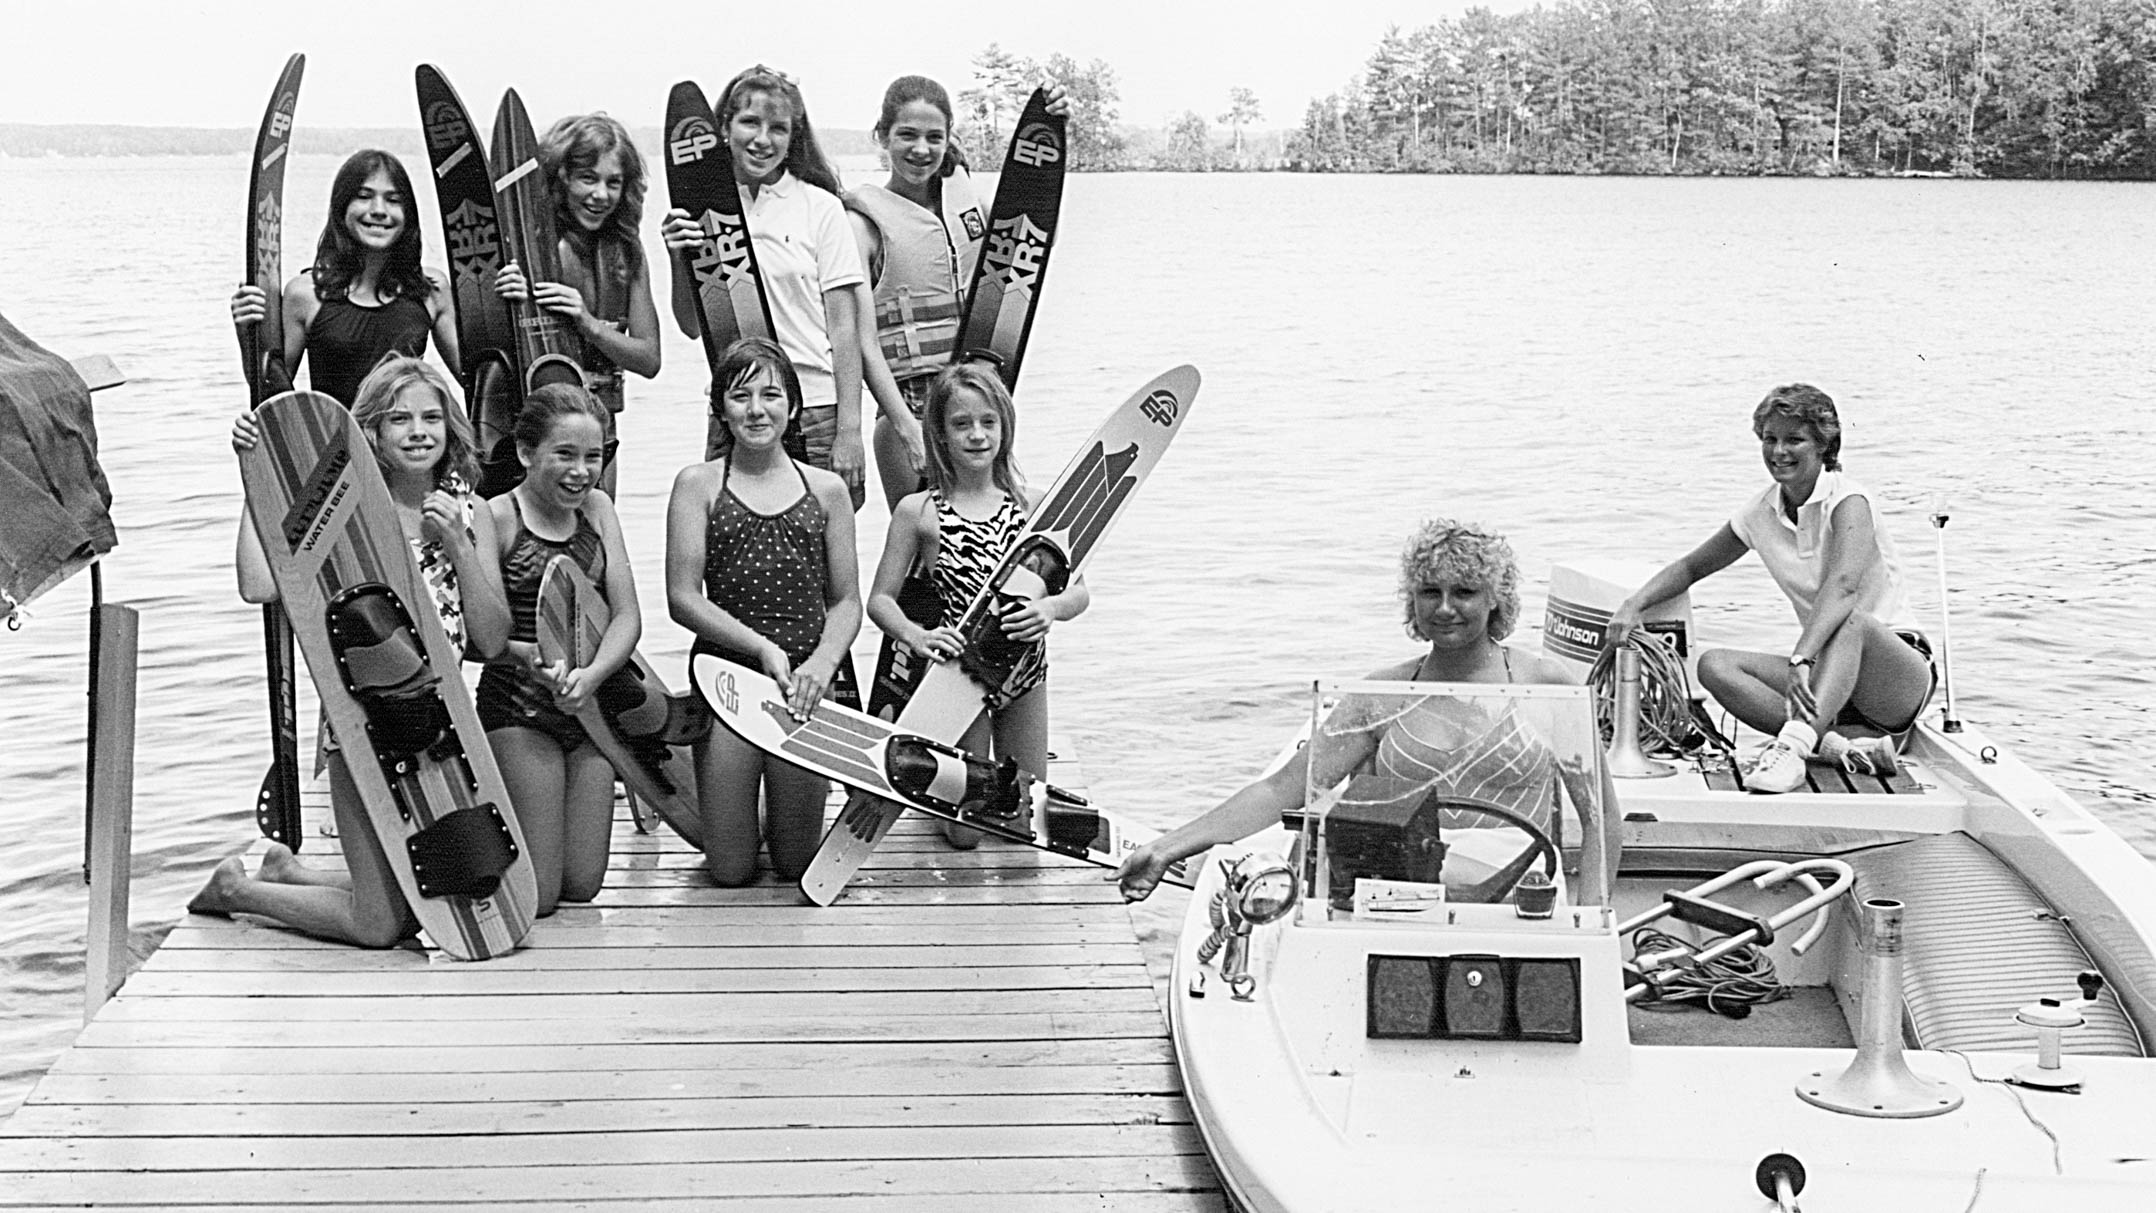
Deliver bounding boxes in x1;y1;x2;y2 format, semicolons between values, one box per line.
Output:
1170;716;2156;1211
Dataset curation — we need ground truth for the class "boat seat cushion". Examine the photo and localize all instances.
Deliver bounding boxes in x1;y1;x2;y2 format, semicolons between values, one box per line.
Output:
1847;832;2144;1057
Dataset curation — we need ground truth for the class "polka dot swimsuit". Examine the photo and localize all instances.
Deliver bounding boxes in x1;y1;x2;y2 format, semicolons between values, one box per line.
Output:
691;458;830;669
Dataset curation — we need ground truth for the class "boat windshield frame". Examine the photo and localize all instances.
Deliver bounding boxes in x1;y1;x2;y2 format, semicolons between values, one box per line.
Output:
1300;678;1609;916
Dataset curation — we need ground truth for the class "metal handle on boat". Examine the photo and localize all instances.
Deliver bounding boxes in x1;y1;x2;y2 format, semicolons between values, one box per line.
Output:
1751;860;1851;956
1689;861;1853;971
1622;859;1855;1001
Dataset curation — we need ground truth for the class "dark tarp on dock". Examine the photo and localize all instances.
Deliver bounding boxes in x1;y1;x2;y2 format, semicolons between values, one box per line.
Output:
0;309;115;618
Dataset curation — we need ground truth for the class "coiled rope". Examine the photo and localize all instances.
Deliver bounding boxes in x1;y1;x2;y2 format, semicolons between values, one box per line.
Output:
1587;632;1731;758
1629;926;1788;1016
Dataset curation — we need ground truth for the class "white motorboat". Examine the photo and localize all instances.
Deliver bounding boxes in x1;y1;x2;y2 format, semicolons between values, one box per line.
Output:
1170;572;2156;1212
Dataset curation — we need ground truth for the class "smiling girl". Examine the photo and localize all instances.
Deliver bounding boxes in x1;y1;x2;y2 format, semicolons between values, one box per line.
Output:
479;383;642;912
493;114;660;497
863;363;1087;847
1606;384;1932;793
228;150;458;407
192;356;507;944
667;338;861;885
661;66;869;509
844;77;1070;508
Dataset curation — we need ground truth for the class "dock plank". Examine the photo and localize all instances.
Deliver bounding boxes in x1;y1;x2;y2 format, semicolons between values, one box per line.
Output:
137;942;1140;971
44;1037;1178;1077
21;1063;1188;1105
118;963;1148;996
2;772;1223;1207
1;1198;1222;1213
0;1154;1220;1203
2;1199;1221;1213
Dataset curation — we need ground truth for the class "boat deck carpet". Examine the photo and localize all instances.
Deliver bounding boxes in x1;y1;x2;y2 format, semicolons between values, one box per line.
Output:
1628;985;1854;1049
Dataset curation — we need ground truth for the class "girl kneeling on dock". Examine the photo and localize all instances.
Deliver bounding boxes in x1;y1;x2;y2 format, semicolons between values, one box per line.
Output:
865;363;1089;848
668;339;862;886
479;384;643;914
493;113;661;497
192;357;508;945
228;150;459;406
1604;384;1934;795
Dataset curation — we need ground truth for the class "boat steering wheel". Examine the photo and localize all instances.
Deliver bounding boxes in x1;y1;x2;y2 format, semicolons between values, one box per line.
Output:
1418;795;1561;905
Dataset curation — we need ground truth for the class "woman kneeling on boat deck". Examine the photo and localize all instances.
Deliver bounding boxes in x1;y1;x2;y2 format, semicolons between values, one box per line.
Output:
1118;519;1620;905
1605;383;1934;795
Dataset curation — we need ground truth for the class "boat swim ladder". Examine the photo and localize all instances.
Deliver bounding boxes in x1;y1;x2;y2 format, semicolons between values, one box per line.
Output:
1621;859;1854;1002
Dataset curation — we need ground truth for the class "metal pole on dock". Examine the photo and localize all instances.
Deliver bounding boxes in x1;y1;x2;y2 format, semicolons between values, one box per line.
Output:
83;599;140;1022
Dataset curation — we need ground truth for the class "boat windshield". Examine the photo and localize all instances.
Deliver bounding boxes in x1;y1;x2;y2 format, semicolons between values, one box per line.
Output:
1299;679;1609;912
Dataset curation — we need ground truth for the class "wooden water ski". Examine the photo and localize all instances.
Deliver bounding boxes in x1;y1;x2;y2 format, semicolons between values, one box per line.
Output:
534;555;704;847
414;64;518;496
800;366;1201;905
954;89;1066;386
696;655;1190;887
239;391;536;960
241;51;305;851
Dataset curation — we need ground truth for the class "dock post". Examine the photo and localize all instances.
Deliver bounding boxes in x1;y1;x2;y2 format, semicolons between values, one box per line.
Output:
83;602;140;1022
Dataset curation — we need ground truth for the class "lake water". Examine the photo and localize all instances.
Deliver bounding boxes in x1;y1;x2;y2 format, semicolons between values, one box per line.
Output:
2;156;2151;1117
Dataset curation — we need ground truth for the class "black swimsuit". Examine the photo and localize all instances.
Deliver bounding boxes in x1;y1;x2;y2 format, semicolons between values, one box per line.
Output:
476;497;605;750
305;292;431;406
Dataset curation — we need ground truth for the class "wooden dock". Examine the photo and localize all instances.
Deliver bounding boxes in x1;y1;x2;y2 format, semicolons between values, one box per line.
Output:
0;759;1225;1210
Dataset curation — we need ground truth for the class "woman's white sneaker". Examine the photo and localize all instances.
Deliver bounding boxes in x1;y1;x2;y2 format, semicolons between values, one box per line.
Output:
1742;739;1810;794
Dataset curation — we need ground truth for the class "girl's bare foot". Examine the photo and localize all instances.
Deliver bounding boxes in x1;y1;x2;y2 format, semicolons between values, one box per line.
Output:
186;856;248;917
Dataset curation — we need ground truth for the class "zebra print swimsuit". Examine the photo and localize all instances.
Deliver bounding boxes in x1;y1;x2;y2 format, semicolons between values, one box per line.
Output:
929;487;1046;701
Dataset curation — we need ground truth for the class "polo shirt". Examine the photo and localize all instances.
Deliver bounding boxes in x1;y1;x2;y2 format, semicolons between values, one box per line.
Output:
1729;470;1909;627
743;172;865;407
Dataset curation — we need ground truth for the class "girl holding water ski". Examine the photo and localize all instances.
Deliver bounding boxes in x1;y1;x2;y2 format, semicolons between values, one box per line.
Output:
845;76;1069;509
479;383;642;914
864;363;1088;848
667;338;861;885
228;150;459;407
493;113;660;498
191;356;507;945
660;65;873;510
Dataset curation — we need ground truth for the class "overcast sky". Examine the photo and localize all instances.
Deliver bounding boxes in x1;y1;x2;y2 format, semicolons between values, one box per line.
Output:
2;1;1517;134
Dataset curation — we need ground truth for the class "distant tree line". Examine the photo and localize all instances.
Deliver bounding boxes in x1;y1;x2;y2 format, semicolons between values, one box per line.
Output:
954;44;1129;169
953;45;1276;171
1282;0;2156;178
